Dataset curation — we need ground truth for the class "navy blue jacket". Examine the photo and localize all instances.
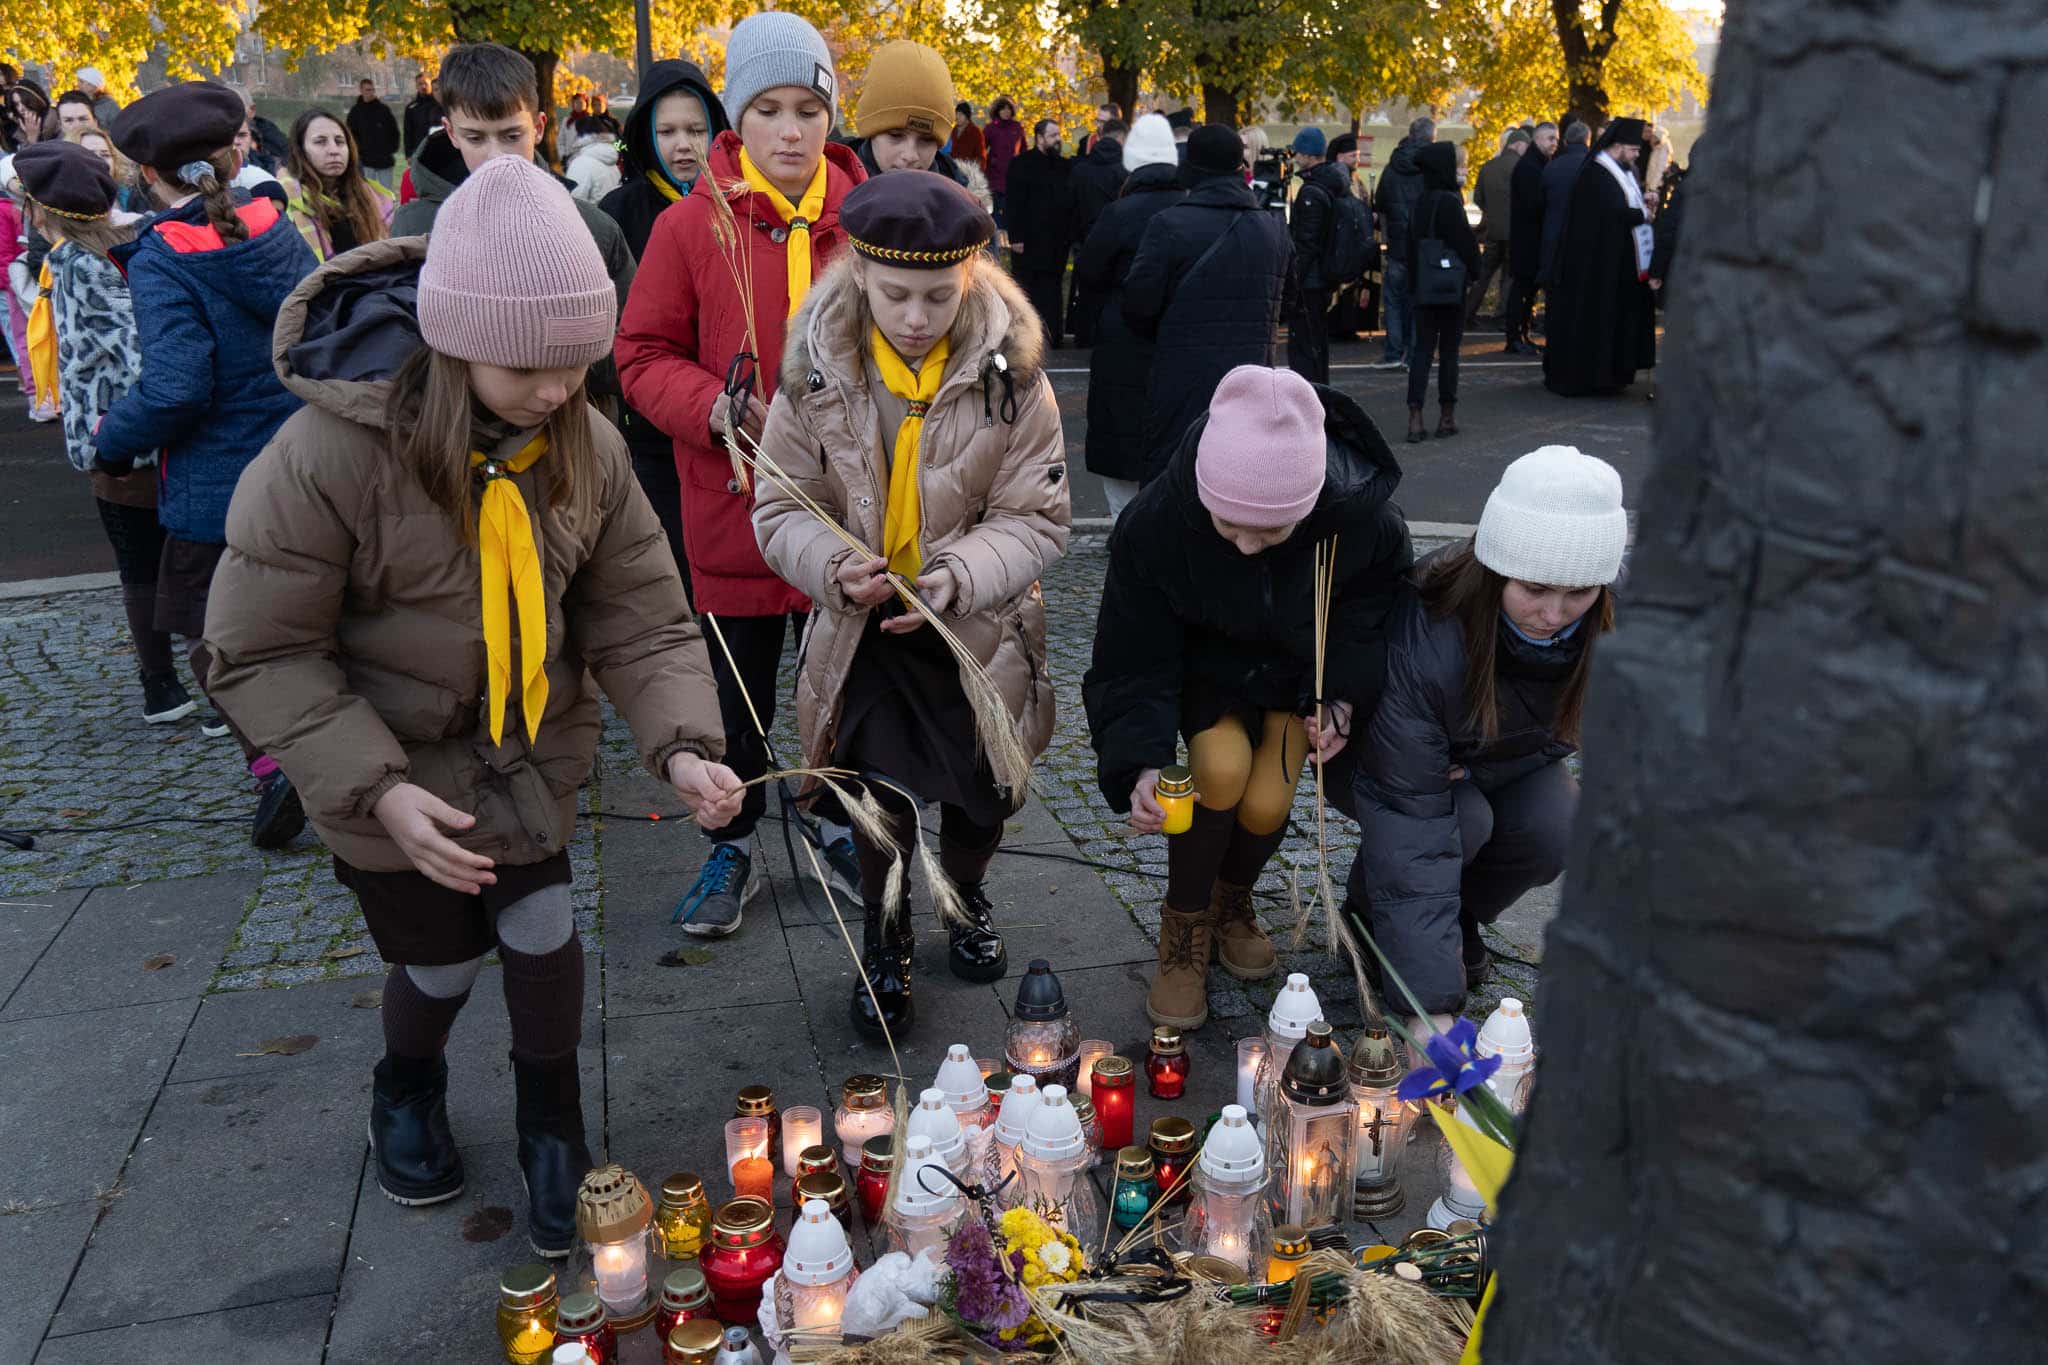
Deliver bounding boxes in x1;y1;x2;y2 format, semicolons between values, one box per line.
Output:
98;191;316;544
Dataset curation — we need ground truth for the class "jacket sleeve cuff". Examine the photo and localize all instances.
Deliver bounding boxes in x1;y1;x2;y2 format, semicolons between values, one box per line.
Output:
649;736;714;781
357;768;410;819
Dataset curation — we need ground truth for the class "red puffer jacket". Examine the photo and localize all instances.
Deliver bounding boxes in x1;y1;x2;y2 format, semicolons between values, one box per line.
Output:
616;132;865;615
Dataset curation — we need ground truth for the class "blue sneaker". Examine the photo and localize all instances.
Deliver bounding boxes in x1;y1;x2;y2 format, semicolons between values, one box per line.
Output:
822;834;861;900
673;843;757;937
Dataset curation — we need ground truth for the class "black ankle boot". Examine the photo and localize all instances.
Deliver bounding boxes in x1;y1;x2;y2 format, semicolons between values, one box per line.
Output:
851;902;915;1039
512;1053;593;1258
368;1052;464;1206
947;884;1008;983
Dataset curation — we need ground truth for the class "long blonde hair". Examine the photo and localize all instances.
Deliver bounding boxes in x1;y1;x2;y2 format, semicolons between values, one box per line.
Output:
384;347;599;541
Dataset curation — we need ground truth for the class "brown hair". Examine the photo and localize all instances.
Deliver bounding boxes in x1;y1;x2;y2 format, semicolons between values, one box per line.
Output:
1417;540;1614;747
384;347;599;542
435;43;539;121
28;198;135;261
285;109;386;250
152;145;247;243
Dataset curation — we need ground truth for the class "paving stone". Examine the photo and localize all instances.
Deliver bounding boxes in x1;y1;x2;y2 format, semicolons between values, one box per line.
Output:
3;874;257;1020
169;977;388;1086
0;998;196;1207
53;1065;367;1335
35;1292;334;1365
602;868;803;1021
0;889;89;1005
0;1199;100;1365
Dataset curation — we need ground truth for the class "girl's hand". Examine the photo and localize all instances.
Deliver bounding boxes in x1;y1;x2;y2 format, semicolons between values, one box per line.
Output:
835;554;896;608
372;783;496;894
667;752;746;830
715;394;769;445
1128;768;1165;835
1306;700;1353;764
880;565;958;635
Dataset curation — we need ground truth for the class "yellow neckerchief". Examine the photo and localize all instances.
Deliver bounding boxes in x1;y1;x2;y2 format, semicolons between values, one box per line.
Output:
738;148;829;317
27;261;58;413
871;328;952;579
646;169;683;203
470;433;550;746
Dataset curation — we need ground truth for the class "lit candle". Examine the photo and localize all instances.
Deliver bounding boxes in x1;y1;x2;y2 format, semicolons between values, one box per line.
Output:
781;1105;824;1179
1236;1037;1268;1115
593;1241;648;1313
1075;1040;1113;1099
508;1320;552;1357
833;1075;895;1165
726;1117;774;1202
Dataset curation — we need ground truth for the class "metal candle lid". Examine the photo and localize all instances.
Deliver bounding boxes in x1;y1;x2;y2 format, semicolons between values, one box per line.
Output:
1280;1020;1348;1104
1012;958;1069;1021
795;1169;849;1212
667;1319;723;1358
1150;1026;1185;1056
796;1145;838;1178
500;1262;556;1309
660;1172;707;1206
576;1164;653;1243
1114;1145;1156;1180
1347;1026;1404;1088
1147;1115;1197;1155
1271;1225;1311;1258
660;1265;710;1311
735;1084;777;1116
1156;765;1195;798
556;1291;606;1332
710;1196;775;1246
842;1074;887;1110
1092;1055;1134;1086
859;1135;898;1173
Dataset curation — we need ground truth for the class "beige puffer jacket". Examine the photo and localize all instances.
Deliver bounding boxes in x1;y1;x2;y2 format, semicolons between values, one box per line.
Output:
753;256;1071;777
205;237;723;872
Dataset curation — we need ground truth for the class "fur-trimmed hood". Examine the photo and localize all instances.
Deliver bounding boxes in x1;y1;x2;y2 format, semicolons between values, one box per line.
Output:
783;251;1045;396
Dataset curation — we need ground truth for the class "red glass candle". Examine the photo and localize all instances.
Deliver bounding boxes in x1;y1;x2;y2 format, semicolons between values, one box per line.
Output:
654;1265;712;1343
1091;1055;1136;1152
1148;1116;1198;1205
855;1135;897;1226
552;1292;617;1365
1146;1027;1189;1099
700;1198;785;1324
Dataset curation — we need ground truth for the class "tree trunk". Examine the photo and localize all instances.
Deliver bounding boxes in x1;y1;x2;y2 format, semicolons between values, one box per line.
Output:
1200;80;1239;127
524;48;561;169
1101;53;1140;123
1551;0;1620;130
1487;1;2048;1360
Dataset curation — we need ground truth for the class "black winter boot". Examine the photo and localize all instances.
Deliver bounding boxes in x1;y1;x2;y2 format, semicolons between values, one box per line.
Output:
513;1053;594;1258
946;884;1009;983
368;1052;464;1206
851;901;916;1039
1461;910;1490;992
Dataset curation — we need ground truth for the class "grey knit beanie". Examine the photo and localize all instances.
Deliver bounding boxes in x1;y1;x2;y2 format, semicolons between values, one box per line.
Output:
722;12;837;128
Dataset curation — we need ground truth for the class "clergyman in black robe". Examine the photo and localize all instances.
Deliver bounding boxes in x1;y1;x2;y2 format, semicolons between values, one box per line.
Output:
1542;116;1658;397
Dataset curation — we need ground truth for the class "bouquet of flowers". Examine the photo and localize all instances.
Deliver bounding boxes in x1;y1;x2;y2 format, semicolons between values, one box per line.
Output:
937;1208;1085;1352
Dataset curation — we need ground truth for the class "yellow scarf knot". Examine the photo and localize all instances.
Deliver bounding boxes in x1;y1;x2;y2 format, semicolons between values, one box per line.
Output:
738;149;829;317
873;328;951;580
471;433;550;746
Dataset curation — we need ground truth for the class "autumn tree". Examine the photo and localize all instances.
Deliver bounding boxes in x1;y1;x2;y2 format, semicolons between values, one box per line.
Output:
6;0;244;100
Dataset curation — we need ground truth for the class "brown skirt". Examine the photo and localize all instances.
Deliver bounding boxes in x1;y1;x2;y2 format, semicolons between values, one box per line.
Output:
154;536;227;639
334;852;574;966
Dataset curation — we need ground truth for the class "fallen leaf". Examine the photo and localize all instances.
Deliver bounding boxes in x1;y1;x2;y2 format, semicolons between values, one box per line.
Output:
462;1205;515;1243
235;1033;319;1058
349;990;383;1010
323;945;365;961
141;952;177;971
60;808;95;818
658;948;716;968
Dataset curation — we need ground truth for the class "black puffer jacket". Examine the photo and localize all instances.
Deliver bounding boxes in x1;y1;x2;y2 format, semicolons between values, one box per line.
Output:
1120;174;1294;479
1348;560;1590;1012
1289;160;1353;292
1084;385;1413;809
1068;137;1126;244
598;60;729;261
1373;139;1428;259
1073;162;1185;481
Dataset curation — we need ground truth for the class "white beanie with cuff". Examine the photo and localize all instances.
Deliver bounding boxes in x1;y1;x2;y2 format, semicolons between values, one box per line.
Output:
1474;446;1628;588
1123;113;1178;174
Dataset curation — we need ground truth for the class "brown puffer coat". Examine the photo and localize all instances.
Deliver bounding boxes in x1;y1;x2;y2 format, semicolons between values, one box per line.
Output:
205;236;723;872
753;256;1071;776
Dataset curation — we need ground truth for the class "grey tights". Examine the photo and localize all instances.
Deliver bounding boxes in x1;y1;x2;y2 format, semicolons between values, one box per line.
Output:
380;882;584;1063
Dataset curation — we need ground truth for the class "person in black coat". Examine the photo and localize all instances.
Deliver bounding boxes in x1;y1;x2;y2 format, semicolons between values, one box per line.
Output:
1339;446;1623;1020
403;73;443;159
1121;125;1295;481
1072;117;1184;517
1542;117;1657;396
1538;121;1590;281
1503;120;1554;355
1085;366;1412;1030
1372;120;1433;366
345;80;401;187
1648;143;1694;307
1286;131;1351;385
1005;118;1076;344
1403;141;1481;442
1064;120;1127;347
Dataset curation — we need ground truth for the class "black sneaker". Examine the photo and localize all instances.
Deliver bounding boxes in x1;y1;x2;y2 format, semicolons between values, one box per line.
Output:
251;772;306;850
141;671;196;725
199;708;232;738
672;842;756;937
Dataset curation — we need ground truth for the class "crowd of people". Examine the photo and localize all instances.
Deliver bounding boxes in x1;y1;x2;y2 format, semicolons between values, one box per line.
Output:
0;28;1647;1258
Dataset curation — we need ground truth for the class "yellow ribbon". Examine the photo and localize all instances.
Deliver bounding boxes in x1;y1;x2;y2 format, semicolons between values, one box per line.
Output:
738;148;829;317
871;328;951;580
1426;1100;1517;1365
27;262;58;412
646;169;683;203
471;434;550;746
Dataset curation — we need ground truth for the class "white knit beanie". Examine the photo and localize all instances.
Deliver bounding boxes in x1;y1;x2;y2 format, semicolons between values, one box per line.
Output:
1474;446;1628;588
722;12;838;128
1123;113;1177;174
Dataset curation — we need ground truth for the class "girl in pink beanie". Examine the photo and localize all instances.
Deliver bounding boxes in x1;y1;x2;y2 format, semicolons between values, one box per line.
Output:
1083;365;1412;1029
201;154;744;1257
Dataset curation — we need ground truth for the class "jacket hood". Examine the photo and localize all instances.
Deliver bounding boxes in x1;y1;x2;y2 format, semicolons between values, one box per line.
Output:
1183;175;1257;208
1386;140;1424;176
1305;160;1352;197
115;191;309;324
784;251;1045;393
1084;137;1123;170
1416;141;1459;192
621;60;728;183
1166;382;1402;549
569;137;620;165
1123;161;1182;196
272;235;427;426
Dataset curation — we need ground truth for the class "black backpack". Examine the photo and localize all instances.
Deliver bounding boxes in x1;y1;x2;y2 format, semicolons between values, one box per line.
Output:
1321;187;1373;285
1414;191;1469;307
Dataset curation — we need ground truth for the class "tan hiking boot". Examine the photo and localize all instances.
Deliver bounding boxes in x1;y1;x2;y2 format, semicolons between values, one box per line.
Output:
1212;880;1278;981
1147;903;1212;1030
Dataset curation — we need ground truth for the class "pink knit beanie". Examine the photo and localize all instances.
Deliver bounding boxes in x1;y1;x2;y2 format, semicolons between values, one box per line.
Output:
1195;366;1327;527
417;155;616;370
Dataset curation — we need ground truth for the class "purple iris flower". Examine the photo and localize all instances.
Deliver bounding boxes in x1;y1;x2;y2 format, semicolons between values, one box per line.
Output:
1395;1016;1502;1102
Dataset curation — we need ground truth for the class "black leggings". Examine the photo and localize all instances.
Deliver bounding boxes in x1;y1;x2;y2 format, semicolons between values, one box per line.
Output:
95;498;175;677
700;610;808;841
1407;305;1464;408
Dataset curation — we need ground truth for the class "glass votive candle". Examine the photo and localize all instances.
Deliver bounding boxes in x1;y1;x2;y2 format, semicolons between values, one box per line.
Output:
834;1074;894;1165
724;1117;775;1203
497;1262;559;1364
1236;1037;1269;1116
655;1173;712;1262
976;1057;999;1079
552;1292;616;1365
780;1105;824;1178
795;1145;839;1182
735;1085;779;1157
1075;1040;1114;1099
1110;1147;1158;1231
856;1135;897;1226
664;1318;724;1364
654;1265;712;1343
700;1198;785;1324
982;1071;1012;1123
1146;1026;1190;1099
1148;1116;1198;1205
1266;1223;1311;1286
1091;1056;1136;1152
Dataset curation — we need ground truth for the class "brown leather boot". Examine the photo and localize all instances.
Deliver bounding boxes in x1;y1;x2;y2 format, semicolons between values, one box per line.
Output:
1146;902;1212;1031
1211;880;1278;981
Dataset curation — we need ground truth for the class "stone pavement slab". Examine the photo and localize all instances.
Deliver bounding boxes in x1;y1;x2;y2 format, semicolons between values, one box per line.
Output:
0;1200;102;1365
602;866;804;1021
3;873;257;1020
783;919;1008;1088
35;1292;335;1365
0;888;89;1004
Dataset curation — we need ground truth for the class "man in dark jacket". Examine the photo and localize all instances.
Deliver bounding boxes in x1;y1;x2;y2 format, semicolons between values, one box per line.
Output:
1121;125;1295;479
1065;118;1126;346
1006;118;1075;346
1286;127;1350;384
1503;120;1555;355
403;72;443;158
1073;114;1183;516
1538;119;1591;280
346;79;402;189
1467;127;1527;323
1371;117;1433;368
